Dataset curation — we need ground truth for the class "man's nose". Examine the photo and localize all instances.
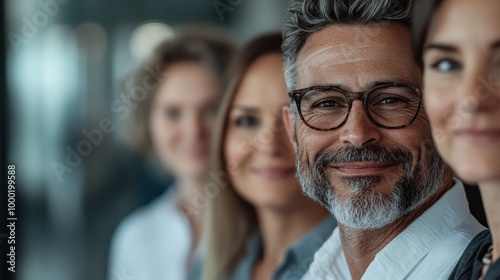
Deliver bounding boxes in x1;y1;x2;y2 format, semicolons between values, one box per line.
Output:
338;101;382;148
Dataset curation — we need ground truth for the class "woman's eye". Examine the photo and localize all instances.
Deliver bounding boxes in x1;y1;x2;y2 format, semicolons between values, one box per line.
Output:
203;106;217;117
493;57;500;81
164;108;181;121
235;116;259;127
493;51;500;67
431;59;461;72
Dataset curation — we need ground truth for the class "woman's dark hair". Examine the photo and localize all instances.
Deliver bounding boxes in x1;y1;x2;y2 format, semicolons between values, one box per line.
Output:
122;26;234;152
412;0;443;67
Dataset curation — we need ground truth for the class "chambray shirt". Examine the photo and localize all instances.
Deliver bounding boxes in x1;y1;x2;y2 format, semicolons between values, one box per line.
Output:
303;180;486;280
227;216;337;280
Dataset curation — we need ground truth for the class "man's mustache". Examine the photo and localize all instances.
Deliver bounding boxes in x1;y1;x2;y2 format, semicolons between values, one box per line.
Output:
314;146;413;167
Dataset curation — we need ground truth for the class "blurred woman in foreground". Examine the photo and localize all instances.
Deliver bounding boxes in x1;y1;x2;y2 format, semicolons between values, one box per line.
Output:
202;33;336;280
413;0;500;278
109;28;233;280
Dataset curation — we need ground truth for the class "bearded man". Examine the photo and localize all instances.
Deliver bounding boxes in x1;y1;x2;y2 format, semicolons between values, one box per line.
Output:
281;0;485;279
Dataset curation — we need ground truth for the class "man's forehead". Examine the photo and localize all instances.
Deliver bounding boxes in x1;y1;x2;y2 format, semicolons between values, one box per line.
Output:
296;23;419;89
302;23;407;48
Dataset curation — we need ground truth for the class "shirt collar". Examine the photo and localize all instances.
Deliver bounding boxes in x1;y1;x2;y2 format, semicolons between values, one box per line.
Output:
245;216;337;261
364;179;472;278
226;232;261;280
236;217;337;279
286;216;337;264
309;180;476;279
246;229;264;260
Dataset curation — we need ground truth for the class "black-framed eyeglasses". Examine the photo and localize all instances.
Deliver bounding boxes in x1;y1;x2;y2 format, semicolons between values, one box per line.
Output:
288;83;422;131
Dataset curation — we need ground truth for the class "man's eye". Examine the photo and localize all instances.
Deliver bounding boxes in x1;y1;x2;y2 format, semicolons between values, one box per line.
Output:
379;97;405;105
432;59;461;72
235;116;259;127
319;101;337;108
313;100;339;108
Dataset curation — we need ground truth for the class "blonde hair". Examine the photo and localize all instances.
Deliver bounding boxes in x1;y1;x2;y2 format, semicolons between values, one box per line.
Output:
122;26;234;153
203;33;283;280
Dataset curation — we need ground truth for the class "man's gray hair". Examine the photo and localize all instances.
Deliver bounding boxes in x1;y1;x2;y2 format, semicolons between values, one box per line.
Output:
282;0;413;93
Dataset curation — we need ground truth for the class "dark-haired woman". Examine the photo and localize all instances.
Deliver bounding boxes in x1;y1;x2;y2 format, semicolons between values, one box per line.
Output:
413;0;500;279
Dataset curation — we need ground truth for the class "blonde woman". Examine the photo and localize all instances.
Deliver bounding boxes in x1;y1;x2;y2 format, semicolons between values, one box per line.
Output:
109;28;233;280
202;33;336;280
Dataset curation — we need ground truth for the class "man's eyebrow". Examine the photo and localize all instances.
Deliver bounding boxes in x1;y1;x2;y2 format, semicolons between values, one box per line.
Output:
424;44;458;53
295;83;351;93
298;79;418;92
366;79;418;89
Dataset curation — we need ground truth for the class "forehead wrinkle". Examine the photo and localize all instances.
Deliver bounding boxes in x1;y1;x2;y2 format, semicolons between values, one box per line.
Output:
298;57;417;89
296;26;419;90
300;45;411;65
299;45;349;66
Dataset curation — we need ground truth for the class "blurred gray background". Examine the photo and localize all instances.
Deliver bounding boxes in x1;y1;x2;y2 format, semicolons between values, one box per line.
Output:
3;0;290;279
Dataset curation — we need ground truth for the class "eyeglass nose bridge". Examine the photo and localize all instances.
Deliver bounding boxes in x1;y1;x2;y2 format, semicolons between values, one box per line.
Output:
335;90;373;129
344;91;369;106
290;83;422;131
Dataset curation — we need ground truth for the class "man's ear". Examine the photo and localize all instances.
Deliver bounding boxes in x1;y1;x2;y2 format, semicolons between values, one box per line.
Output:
282;105;297;151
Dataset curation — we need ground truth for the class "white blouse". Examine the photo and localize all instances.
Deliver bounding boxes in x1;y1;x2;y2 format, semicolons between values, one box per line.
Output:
108;187;196;280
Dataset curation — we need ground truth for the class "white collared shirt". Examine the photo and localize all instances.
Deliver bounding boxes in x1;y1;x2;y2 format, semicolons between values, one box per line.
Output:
108;187;198;280
303;180;486;280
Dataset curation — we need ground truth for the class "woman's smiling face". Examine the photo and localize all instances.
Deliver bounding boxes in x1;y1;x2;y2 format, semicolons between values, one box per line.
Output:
423;0;500;183
224;53;306;209
149;61;220;179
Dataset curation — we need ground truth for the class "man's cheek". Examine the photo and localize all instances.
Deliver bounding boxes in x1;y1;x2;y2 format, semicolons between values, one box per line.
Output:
298;147;314;169
418;138;438;165
298;129;331;151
